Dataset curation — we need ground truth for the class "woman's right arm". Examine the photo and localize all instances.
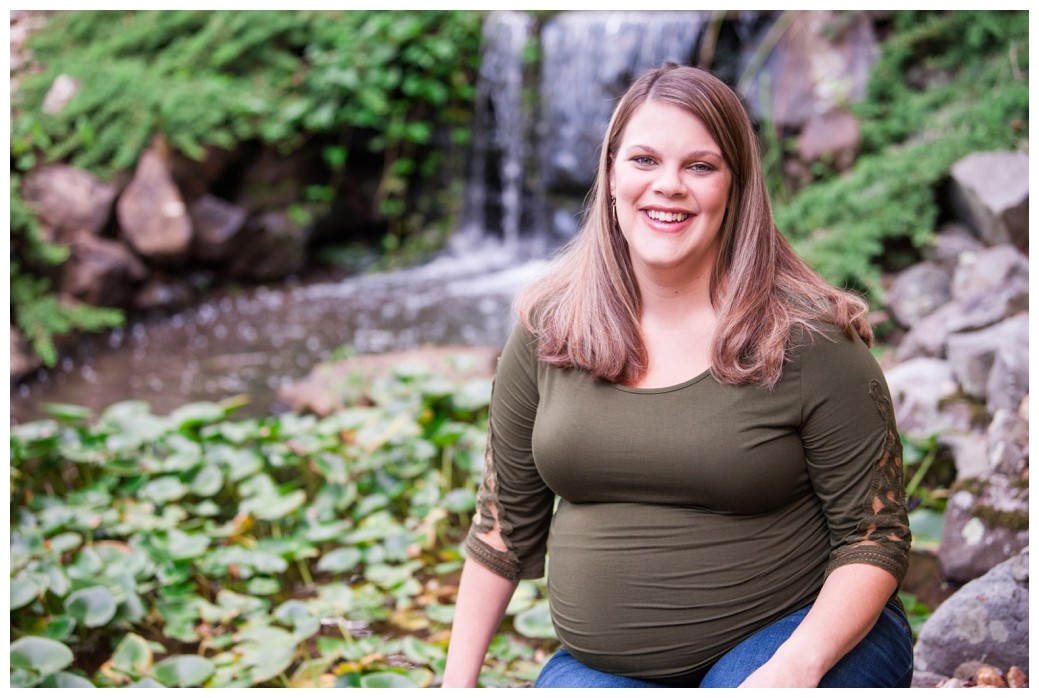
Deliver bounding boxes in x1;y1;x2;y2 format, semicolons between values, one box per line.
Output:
441;558;519;687
441;327;553;687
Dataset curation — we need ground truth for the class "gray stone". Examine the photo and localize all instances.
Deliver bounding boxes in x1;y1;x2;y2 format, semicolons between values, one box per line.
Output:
986;318;1028;415
42;73;80;115
117;145;193;266
921;223;986;270
227;210;312;281
884;358;972;440
885;261;952;328
951;244;1029;302
895;280;1028;361
795;107;860;169
938;431;990;481
190;194;248;263
21;164;118;239
946;315;1028;401
987;407;1028;477
937;477;1028;584
10;326;42;382
914;549;1028;676
949;150;1029;251
743;10;878;129
60;231;148;308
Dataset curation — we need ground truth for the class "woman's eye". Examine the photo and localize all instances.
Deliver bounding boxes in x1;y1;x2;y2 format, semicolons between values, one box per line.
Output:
689;162;714;173
633;156;655;166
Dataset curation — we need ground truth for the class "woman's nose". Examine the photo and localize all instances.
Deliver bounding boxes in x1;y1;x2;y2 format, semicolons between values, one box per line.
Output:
654;167;687;197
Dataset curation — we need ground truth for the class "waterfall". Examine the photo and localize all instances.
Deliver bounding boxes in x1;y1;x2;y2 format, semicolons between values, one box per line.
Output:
457;10;713;252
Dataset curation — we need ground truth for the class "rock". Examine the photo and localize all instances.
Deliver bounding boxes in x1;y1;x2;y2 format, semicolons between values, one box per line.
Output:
986;321;1028;415
950;244;1028;302
937;477;1028;584
939;431;990;481
227;210;312;281
987;408;1029;477
885;260;951;328
21;164;118;239
743;10;878;129
117;144;193;266
946;314;1028;402
884;357;973;440
921;223;986;269
914;550;1029;679
949;150;1029;251
167;145;239;203
10;326;42;382
795;107;860;170
190;194;248;263
894;279;1028;361
41;73;80;114
275;345;499;416
60;231;148;307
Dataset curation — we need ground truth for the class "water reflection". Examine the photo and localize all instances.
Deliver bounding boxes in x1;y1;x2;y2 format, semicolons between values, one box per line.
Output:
11;246;549;424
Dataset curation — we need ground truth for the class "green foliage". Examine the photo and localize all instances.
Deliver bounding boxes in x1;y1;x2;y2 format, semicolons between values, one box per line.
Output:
10;10;483;368
774;10;1028;299
10;370;555;687
10;176;124;367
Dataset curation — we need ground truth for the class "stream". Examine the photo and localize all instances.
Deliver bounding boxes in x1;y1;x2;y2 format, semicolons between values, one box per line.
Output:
10;243;549;425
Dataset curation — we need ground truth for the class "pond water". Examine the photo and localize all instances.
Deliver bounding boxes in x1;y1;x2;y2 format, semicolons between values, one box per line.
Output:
10;244;549;425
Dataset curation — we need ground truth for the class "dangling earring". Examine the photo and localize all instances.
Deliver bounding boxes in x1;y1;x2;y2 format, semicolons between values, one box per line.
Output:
610;196;617;219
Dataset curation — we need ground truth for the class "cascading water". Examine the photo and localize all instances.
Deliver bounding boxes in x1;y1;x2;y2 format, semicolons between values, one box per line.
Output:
10;11;755;424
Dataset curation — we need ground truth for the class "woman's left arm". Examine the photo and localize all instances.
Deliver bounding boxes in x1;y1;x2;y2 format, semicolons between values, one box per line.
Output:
738;564;897;687
750;329;912;687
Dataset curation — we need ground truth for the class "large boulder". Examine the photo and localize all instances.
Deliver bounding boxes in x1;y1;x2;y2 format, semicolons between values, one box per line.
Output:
742;10;878;129
946;314;1028;403
190;194;248;264
21;164;118;240
914;549;1029;679
117;144;193;266
937;475;1028;584
884;357;973;441
885;260;952;329
60;231;148;307
949;150;1029;251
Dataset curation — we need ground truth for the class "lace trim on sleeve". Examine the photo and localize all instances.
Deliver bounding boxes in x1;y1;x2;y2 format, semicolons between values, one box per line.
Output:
825;379;912;584
464;414;523;581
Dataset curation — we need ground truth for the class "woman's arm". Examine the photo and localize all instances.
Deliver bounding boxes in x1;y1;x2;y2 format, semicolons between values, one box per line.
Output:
739;564;898;687
441;558;519;687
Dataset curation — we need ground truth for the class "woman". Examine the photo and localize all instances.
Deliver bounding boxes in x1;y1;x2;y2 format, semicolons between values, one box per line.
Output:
442;63;913;688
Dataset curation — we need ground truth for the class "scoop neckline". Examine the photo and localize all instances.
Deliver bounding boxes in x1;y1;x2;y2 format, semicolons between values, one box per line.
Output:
610;368;713;394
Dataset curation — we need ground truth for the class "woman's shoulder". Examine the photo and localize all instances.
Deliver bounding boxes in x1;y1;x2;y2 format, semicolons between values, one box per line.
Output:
788;321;880;378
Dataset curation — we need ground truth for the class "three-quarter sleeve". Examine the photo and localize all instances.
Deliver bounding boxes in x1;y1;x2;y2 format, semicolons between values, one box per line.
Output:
797;327;912;586
464;326;555;580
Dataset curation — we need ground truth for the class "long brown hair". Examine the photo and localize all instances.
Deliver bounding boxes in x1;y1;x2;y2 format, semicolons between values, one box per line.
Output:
515;62;872;388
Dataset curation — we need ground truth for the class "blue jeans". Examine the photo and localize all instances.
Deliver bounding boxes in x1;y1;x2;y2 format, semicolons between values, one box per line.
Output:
534;600;914;688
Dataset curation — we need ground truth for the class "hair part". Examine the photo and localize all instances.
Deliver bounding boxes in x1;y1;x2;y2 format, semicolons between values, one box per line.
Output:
515;62;872;389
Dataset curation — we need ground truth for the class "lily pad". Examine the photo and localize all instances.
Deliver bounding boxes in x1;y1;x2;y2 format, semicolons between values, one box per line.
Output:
112;632;154;676
9;636;74;677
514;601;557;640
316;546;363;573
360;671;419;688
65;586;118;628
151;655;215;687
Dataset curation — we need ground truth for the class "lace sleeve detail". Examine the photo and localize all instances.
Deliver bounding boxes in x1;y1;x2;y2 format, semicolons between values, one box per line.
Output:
824;379;912;584
464;415;524;581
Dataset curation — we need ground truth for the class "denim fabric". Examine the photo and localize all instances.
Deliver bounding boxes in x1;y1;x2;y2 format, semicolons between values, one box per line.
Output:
534;600;914;688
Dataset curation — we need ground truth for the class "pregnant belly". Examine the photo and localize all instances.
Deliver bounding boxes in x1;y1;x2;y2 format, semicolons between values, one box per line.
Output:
545;499;829;680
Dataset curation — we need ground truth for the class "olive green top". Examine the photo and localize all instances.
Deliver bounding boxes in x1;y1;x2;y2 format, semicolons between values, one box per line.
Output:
465;324;911;681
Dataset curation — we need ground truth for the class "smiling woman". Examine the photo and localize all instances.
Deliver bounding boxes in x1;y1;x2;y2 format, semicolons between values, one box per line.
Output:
442;63;914;689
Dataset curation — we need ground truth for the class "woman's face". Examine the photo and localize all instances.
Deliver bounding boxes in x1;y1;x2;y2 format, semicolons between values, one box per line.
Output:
609;100;731;283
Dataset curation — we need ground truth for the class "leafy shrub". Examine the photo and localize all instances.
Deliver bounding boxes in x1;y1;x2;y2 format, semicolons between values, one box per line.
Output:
10;10;484;366
774;10;1028;299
